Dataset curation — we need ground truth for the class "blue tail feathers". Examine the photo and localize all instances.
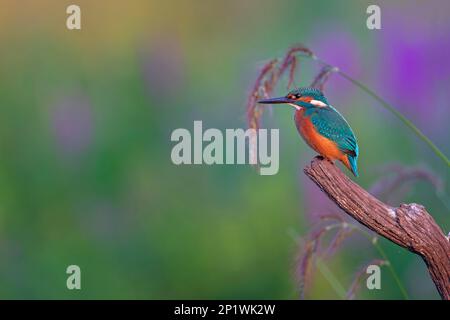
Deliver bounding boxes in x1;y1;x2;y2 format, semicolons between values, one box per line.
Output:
348;155;359;177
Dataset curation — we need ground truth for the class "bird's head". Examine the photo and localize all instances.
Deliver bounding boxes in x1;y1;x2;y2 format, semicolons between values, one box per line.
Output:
258;87;329;109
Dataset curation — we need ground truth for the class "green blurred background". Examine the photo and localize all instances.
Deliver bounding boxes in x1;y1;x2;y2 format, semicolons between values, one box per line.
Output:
0;0;448;299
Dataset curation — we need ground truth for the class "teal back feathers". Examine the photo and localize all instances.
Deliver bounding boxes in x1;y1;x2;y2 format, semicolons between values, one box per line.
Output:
308;105;359;176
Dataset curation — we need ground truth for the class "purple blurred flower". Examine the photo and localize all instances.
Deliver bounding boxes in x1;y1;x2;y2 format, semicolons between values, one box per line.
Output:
377;7;450;133
51;94;93;160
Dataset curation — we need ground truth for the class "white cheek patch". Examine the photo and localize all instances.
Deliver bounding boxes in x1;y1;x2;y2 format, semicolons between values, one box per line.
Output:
310;100;327;107
288;103;301;110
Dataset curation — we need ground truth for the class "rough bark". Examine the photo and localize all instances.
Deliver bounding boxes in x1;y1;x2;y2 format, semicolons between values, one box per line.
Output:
304;156;450;299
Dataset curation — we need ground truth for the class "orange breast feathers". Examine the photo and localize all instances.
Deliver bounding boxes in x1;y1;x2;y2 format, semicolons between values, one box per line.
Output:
295;110;350;167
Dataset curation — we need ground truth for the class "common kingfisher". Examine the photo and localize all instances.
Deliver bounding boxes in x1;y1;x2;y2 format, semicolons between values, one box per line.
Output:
258;87;359;176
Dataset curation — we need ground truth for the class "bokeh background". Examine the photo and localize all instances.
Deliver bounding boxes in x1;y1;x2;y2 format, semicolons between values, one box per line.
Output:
0;0;448;299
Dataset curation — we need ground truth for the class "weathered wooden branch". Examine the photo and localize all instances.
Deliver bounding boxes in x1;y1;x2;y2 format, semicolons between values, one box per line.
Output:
304;157;450;299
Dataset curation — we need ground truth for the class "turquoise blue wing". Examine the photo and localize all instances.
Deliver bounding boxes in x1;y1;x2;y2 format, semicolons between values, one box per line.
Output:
309;106;359;157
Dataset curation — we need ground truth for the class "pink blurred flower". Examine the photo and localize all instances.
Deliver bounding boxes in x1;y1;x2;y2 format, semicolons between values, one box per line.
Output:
51;94;93;160
312;29;362;106
140;36;185;104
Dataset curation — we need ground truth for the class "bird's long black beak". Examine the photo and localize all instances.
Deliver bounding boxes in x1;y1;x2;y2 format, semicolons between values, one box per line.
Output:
258;96;291;104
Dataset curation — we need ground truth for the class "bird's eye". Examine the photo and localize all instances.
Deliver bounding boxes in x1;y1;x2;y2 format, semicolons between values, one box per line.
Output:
288;94;300;100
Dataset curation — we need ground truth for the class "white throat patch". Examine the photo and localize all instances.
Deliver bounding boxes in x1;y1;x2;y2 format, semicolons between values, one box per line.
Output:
288;103;301;110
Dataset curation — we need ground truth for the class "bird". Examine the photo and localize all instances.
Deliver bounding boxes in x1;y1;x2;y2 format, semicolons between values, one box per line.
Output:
258;87;359;176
